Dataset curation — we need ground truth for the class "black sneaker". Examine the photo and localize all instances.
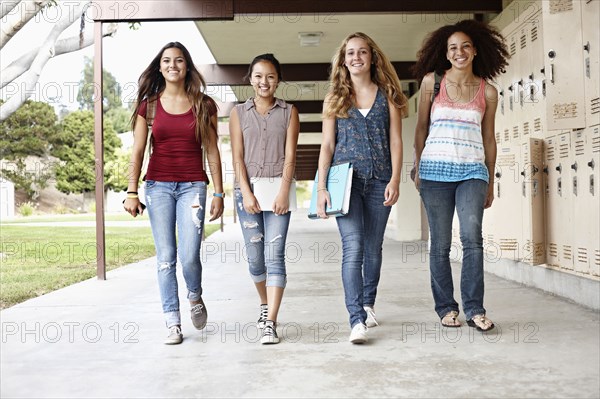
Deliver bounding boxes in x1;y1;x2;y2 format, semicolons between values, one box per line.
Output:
257;304;268;329
261;320;279;344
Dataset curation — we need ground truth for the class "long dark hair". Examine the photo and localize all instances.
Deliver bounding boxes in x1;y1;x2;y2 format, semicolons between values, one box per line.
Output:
130;41;216;146
412;20;509;83
244;53;283;82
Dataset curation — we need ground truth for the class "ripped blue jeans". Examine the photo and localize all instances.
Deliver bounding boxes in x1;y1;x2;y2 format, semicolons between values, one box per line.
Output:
235;189;291;288
145;180;207;328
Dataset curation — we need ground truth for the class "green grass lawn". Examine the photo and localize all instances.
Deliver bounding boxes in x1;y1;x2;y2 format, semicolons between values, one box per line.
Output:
0;222;220;309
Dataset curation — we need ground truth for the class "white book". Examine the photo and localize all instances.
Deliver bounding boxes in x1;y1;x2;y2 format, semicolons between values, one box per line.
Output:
250;177;297;212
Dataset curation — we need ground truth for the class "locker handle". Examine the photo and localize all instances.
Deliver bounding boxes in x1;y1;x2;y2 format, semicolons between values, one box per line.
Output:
588;159;595;170
571;162;578;171
528;73;534;81
543;166;549;174
556;164;562;173
495;172;501;178
548;50;556;59
520;171;525;176
540;67;545;74
584;42;590;52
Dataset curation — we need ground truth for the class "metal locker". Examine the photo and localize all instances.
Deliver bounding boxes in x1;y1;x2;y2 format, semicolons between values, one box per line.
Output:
581;0;600;128
521;138;546;265
506;31;522;144
542;0;586;130
526;13;547;139
544;132;574;269
583;125;600;276
483;144;522;261
570;127;600;275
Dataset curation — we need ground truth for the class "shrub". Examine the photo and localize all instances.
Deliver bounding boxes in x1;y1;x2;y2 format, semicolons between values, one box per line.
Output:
18;201;35;217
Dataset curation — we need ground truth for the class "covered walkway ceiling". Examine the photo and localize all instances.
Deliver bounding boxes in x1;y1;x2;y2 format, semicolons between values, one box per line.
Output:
193;0;502;179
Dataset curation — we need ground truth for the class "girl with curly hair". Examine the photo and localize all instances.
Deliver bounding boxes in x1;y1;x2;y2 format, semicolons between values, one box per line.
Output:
412;20;509;332
124;42;224;344
316;32;407;344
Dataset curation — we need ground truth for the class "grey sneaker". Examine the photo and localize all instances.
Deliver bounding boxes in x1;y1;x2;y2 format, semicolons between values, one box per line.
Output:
349;322;368;344
164;325;183;345
257;304;268;329
190;297;207;330
364;306;379;328
261;320;280;344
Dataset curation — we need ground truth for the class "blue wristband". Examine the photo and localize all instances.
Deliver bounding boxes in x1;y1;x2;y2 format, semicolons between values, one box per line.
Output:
213;192;225;198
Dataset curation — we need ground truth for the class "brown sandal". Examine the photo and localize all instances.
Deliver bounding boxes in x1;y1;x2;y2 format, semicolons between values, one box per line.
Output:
467;314;495;332
441;311;461;327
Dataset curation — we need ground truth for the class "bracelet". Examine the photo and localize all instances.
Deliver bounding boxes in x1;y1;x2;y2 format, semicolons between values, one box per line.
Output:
127;195;139;199
127;191;138;194
213;192;225;198
317;188;328;192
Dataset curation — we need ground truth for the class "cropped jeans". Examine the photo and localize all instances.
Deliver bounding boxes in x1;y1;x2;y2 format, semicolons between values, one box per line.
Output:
145;180;207;328
235;189;291;288
336;176;392;328
419;178;488;321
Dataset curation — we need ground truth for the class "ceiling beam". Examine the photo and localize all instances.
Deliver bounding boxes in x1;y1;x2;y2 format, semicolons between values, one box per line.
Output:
200;62;415;86
232;0;502;14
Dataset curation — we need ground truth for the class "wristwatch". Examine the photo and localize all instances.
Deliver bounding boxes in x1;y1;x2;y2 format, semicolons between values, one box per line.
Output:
213;192;225;198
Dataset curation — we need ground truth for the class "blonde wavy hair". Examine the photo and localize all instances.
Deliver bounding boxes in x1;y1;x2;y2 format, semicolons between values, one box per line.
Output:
324;32;408;119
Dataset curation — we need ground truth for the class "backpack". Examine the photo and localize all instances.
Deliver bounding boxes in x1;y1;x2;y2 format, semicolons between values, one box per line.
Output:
410;72;442;182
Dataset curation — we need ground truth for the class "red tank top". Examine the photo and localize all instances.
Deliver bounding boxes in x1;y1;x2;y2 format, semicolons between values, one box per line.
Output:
138;97;216;182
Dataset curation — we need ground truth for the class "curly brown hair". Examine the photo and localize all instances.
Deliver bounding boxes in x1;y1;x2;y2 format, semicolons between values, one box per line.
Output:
411;20;509;83
130;42;216;147
325;32;408;119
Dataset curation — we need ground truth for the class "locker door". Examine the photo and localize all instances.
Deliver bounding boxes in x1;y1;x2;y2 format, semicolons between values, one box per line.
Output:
521;138;545;265
526;12;546;139
581;0;600;127
484;144;522;261
544;133;574;269
542;0;586;130
506;31;521;145
585;126;600;276
571;129;590;273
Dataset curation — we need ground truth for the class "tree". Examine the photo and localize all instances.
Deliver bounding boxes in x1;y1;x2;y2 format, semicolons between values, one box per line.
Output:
0;1;118;121
52;109;124;194
0;99;57;198
77;56;122;113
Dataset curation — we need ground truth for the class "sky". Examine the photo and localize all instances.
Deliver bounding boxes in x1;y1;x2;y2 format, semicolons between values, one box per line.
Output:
0;5;230;112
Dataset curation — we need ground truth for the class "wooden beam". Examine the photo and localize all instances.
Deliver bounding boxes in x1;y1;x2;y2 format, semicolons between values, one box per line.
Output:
300;122;322;133
91;0;233;22
94;22;106;280
200;62;415;85
233;0;502;14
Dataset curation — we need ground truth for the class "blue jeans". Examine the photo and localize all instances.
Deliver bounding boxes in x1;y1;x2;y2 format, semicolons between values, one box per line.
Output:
419;179;488;321
235;189;291;288
145;180;207;328
336;177;392;328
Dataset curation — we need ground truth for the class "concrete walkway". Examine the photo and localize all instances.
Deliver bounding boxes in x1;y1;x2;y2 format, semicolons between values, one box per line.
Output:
1;210;599;398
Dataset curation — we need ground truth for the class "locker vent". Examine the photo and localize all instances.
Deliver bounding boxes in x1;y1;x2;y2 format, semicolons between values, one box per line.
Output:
594;250;600;269
520;34;527;49
500;239;518;251
577;248;588;265
531;26;538;42
546;142;555;161
549;242;558;258
504;129;510;142
495;132;500;143
513;126;519;140
559;141;569;158
592;130;600;153
591;97;600;114
497;153;516;167
549;0;573;13
563;245;573;261
510;41;517;57
574;138;585;156
523;122;530;136
534;118;542;132
553;102;578;120
525;241;545;265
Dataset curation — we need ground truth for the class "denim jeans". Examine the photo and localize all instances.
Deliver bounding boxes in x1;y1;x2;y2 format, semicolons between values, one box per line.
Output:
235;189;291;288
145;180;207;328
336;177;392;328
419;178;488;321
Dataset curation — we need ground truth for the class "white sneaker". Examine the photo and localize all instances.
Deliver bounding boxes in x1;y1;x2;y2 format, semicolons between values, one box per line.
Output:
261;320;280;344
164;325;183;345
349;322;368;344
364;306;379;328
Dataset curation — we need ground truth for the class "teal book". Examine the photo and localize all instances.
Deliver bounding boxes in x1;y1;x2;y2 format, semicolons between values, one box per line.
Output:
308;162;353;219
